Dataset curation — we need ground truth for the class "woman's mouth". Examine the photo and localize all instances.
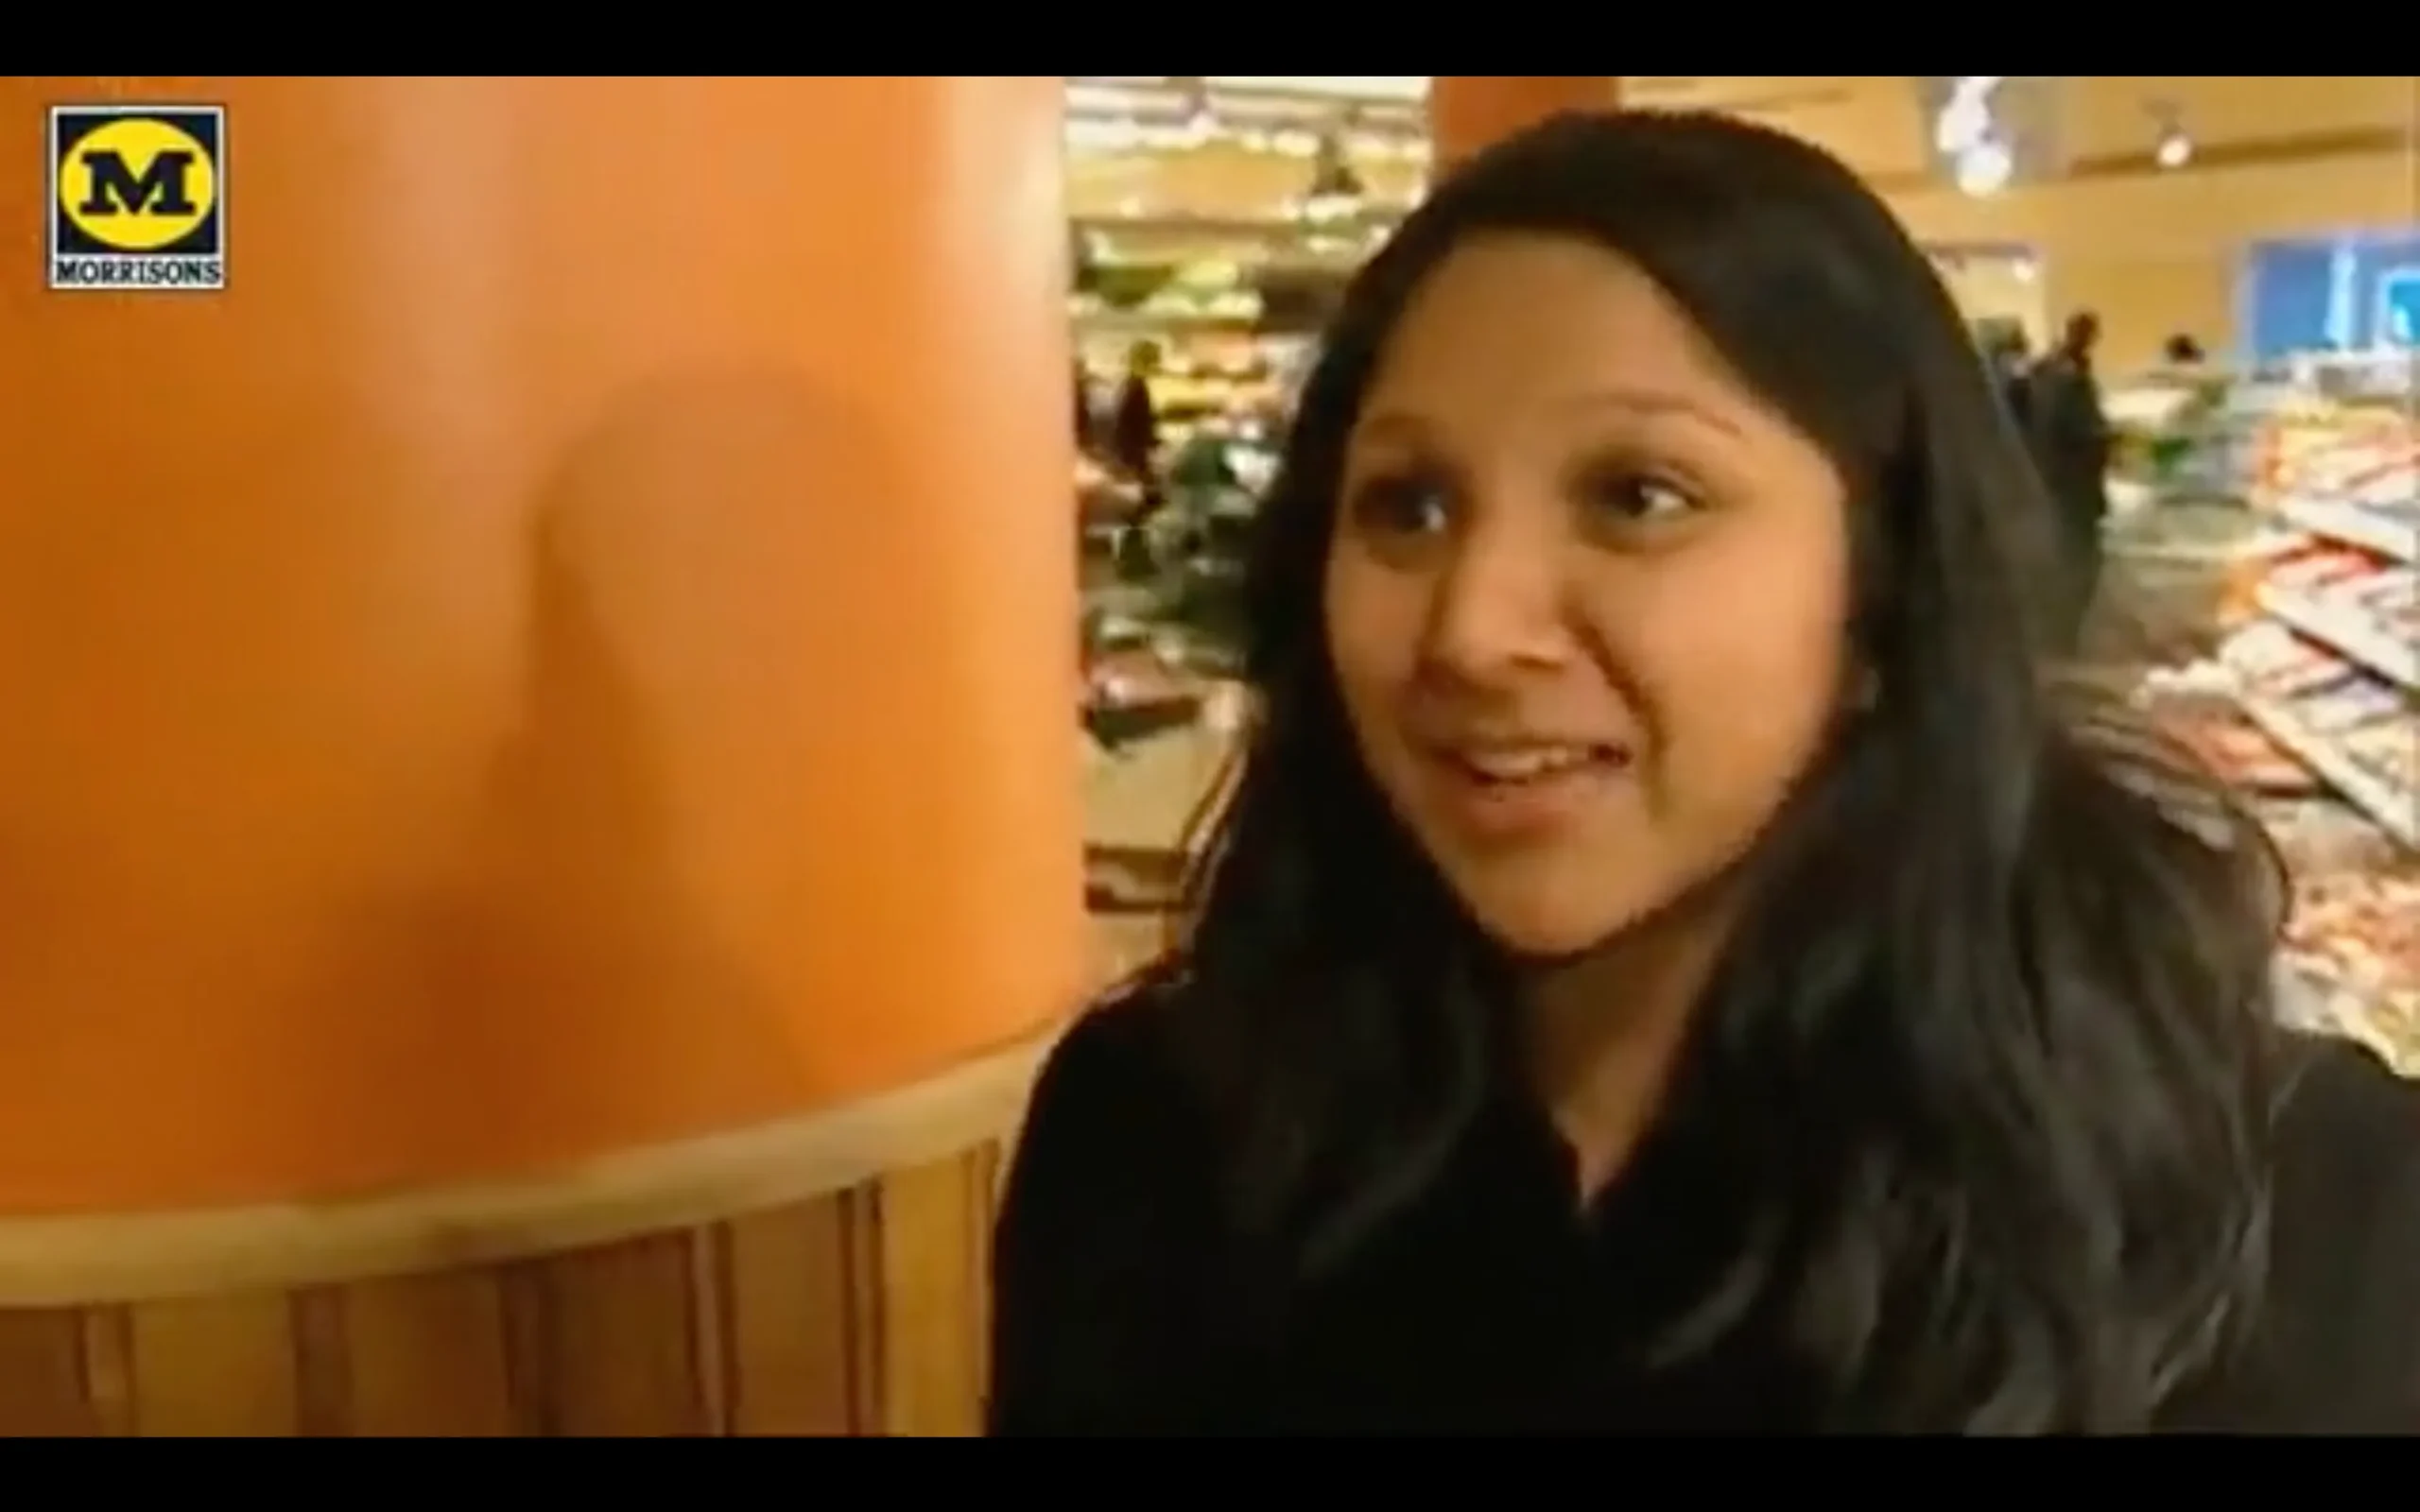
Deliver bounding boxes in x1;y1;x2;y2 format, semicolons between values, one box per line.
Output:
1426;740;1634;840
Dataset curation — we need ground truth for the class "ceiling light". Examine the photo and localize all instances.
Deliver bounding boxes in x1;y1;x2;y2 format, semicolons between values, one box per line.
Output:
2152;110;2195;176
1934;76;2007;155
1954;139;2014;198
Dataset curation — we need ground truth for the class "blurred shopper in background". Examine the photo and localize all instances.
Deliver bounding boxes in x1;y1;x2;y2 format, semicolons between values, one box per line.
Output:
1981;322;2035;432
1073;359;1096;451
1105;342;1171;579
2027;310;2117;647
1110;340;1165;495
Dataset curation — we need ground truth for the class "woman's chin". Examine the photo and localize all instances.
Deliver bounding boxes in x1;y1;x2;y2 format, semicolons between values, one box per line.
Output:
1450;865;1709;965
1463;899;1644;964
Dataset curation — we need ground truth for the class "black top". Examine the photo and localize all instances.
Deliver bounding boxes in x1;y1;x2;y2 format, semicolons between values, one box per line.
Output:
2024;352;2114;528
1109;375;1160;480
990;996;2420;1435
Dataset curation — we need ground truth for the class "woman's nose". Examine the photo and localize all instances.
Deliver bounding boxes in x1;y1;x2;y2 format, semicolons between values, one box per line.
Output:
1421;512;1574;681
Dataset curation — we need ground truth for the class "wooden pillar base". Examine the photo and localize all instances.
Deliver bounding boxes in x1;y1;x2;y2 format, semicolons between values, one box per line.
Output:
0;1033;1056;1436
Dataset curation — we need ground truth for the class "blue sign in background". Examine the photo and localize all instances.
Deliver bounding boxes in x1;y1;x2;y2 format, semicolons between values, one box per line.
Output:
2238;231;2420;360
2377;268;2420;348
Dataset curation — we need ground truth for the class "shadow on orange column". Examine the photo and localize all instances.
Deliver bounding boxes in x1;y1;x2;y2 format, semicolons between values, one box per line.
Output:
0;76;1082;1435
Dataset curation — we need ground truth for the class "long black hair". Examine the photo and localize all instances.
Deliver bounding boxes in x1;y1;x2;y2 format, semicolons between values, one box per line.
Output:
1138;111;2285;1433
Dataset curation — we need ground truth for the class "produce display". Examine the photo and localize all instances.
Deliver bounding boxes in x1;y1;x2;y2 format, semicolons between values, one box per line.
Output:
2125;367;2419;1073
2153;673;2320;795
2138;677;2418;1073
2265;799;2420;1074
2256;390;2420;518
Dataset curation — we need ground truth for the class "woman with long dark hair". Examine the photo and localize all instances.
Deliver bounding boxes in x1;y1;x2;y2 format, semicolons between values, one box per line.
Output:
992;112;2420;1435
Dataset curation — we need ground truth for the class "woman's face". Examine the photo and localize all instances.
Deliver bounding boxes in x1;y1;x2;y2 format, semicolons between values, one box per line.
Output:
1324;234;1856;958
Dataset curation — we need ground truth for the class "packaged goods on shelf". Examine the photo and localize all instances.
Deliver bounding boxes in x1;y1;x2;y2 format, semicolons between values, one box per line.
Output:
2255;799;2420;1074
2291;675;2404;736
2264;542;2388;594
2141;668;2309;794
2259;797;2403;873
2170;705;2321;795
2253;381;2419;507
2222;622;2350;698
2199;377;2420;857
2276;433;2418;511
2341;722;2419;790
2282;885;2420;1074
2124;363;2420;1074
2256;413;2419;569
2240;712;2418;1055
2277;494;2418;566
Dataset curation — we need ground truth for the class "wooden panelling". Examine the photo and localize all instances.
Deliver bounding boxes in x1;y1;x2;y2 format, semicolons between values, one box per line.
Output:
0;1145;1002;1437
0;914;1178;1438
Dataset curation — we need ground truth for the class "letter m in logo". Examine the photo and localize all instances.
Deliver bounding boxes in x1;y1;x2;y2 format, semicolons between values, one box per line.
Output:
80;149;198;217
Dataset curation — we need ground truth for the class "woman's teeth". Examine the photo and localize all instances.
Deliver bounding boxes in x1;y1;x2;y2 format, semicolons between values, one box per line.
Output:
1457;745;1616;782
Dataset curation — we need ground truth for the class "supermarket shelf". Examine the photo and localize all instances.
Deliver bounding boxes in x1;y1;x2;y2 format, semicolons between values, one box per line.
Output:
2238;695;2420;850
2106;524;2292;570
2257;585;2420;692
2278;495;2420;566
1073;306;1273;336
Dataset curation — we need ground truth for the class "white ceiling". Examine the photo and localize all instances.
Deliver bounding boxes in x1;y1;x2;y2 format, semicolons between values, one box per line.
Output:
1088;76;1429;101
1082;77;1851;111
1208;77;1428;100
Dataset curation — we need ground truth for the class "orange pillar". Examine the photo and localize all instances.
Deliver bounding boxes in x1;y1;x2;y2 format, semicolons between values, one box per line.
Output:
1430;77;1621;170
0;77;1087;1215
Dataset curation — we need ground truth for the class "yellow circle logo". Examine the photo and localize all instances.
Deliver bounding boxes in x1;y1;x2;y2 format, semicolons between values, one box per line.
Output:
58;115;217;252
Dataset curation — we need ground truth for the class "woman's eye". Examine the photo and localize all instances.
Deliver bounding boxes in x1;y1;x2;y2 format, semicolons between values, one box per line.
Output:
1581;470;1701;525
1347;475;1454;537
